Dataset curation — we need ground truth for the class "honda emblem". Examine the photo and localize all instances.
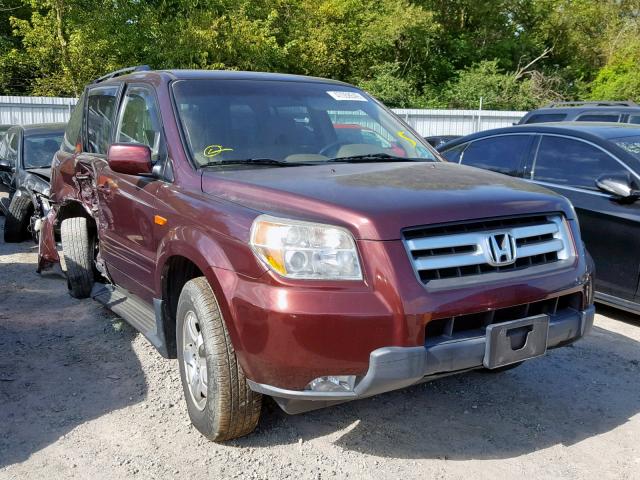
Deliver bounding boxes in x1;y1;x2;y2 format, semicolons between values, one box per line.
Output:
487;233;517;266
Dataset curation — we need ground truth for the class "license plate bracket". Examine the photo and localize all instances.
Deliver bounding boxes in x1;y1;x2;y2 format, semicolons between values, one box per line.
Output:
483;314;549;369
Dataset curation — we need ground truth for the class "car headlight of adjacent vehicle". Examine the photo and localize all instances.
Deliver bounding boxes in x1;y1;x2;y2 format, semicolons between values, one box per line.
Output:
250;215;363;280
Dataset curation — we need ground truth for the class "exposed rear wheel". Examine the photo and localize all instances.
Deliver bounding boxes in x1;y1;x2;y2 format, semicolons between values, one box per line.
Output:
3;194;32;243
177;277;262;441
60;217;95;298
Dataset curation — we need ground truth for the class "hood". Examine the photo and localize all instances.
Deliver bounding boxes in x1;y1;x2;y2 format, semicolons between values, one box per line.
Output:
26;167;51;181
201;162;572;240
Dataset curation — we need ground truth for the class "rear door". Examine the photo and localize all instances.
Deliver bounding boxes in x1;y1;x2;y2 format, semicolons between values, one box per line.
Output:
527;134;640;301
91;84;167;302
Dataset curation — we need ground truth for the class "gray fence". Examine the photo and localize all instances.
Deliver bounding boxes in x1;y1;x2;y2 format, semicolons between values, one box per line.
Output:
0;95;525;136
394;108;525;137
0;95;77;125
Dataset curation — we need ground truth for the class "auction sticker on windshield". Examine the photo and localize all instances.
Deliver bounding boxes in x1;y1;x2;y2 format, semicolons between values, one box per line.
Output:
327;91;367;102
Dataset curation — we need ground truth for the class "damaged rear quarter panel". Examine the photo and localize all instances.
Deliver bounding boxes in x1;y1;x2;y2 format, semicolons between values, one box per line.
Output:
38;151;98;269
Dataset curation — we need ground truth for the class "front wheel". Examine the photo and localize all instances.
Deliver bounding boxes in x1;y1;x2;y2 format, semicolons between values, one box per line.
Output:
177;277;262;441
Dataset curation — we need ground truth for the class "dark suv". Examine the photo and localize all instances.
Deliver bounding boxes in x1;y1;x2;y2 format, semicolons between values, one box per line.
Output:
518;101;640;125
40;67;594;441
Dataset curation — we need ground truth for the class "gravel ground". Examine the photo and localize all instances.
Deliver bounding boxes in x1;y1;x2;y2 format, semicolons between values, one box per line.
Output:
1;215;640;480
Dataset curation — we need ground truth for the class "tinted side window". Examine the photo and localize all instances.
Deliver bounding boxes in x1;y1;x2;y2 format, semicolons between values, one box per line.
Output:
459;135;531;176
576;113;620;122
524;113;566;124
86;86;119;154
116;86;165;163
62;93;85;153
441;143;467;162
629;115;640;125
533;136;629;189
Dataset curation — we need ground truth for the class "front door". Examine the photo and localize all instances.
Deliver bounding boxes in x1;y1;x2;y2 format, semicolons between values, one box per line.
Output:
85;84;166;302
529;134;640;301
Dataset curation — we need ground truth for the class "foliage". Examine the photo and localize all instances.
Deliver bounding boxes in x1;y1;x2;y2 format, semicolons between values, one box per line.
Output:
0;0;639;108
588;42;640;101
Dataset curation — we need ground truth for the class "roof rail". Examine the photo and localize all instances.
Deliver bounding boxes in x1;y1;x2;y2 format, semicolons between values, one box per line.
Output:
92;65;152;84
544;100;639;108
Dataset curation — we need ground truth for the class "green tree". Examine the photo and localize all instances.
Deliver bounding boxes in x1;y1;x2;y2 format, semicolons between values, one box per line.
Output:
0;0;639;108
588;40;640;101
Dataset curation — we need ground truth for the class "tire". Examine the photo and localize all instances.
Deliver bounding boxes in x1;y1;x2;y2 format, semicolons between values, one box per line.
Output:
3;194;32;243
177;277;262;441
60;217;95;299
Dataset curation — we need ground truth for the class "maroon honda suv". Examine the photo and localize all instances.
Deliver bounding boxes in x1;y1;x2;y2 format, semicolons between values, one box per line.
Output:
39;66;595;441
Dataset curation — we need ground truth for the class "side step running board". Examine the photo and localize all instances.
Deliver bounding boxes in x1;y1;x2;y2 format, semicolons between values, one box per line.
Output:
91;283;170;357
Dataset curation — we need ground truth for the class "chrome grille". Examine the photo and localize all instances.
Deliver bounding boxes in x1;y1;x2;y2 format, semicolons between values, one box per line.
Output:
404;214;574;284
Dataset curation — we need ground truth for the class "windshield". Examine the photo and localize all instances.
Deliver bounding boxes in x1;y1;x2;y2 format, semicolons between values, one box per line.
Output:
612;136;640;159
23;133;63;168
171;79;435;166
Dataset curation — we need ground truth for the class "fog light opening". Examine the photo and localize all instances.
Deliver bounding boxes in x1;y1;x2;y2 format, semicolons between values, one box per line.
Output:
305;375;356;393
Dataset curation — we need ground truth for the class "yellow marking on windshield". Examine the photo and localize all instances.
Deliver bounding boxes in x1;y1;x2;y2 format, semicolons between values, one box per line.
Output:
397;131;417;148
204;145;234;158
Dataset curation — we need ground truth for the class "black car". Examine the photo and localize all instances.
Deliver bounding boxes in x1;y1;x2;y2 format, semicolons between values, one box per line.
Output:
0;123;65;242
518;101;640;125
438;122;640;314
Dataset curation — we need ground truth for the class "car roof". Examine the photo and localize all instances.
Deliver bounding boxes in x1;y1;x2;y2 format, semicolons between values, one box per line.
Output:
442;122;640;147
541;122;640;138
19;123;66;136
526;106;640;115
99;69;351;87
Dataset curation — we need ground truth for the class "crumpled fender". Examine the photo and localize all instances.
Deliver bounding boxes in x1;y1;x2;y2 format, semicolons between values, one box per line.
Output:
37;207;59;272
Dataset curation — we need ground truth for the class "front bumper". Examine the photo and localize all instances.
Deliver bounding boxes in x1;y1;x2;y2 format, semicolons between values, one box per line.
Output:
247;305;595;414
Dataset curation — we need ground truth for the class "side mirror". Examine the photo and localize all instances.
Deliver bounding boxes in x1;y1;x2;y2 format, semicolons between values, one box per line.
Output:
595;174;640;200
107;144;152;175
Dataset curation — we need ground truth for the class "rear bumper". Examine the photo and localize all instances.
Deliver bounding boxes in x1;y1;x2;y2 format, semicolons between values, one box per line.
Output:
247;305;595;413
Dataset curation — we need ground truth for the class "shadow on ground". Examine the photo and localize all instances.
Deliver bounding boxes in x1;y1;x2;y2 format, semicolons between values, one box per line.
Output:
0;216;147;468
242;323;640;460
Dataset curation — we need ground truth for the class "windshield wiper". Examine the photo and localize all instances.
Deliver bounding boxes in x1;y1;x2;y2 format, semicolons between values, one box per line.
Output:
325;153;429;163
201;158;312;167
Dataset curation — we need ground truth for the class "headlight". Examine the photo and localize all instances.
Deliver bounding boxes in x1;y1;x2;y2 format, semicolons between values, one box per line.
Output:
250;215;362;280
